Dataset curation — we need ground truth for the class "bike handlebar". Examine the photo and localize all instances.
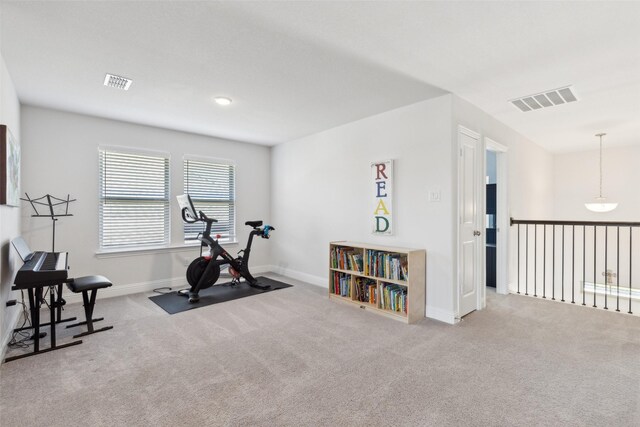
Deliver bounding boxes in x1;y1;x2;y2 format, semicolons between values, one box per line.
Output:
182;205;273;241
199;211;218;223
181;208;218;224
262;225;275;238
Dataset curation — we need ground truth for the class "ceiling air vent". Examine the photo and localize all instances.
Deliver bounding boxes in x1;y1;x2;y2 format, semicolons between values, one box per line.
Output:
510;86;577;112
103;73;132;90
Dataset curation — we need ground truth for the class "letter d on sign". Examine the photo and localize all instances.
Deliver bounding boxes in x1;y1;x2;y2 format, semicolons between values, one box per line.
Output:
375;216;390;233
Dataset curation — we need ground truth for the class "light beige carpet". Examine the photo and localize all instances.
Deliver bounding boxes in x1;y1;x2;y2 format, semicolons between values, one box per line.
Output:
1;274;639;426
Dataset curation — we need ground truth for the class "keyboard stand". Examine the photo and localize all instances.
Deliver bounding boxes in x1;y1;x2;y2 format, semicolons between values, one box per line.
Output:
12;284;76;334
5;283;82;362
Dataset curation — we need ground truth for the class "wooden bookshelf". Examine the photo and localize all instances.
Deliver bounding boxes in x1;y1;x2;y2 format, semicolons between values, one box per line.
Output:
329;241;426;324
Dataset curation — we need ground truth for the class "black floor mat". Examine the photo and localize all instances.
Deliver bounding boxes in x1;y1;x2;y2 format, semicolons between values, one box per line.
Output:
148;276;293;314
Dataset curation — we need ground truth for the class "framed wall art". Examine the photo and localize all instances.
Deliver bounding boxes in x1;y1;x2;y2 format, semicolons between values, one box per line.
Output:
1;124;20;206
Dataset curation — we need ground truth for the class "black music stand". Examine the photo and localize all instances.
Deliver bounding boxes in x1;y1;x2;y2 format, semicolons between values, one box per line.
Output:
21;193;76;252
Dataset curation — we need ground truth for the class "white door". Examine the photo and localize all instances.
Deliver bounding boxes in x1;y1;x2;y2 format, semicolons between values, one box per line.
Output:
459;127;481;317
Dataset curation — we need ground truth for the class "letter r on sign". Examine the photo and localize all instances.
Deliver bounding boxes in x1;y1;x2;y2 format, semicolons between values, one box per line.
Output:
375;163;388;180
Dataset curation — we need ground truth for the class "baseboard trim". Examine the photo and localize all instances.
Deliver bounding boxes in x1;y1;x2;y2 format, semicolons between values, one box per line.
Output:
426;305;458;324
64;277;186;305
64;264;274;304
1;307;23;363
267;265;325;288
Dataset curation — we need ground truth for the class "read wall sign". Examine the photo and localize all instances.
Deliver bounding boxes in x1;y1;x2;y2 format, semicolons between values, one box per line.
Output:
372;160;393;235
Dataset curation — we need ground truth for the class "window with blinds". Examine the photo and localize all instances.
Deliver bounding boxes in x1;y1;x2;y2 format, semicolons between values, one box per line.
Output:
99;148;170;250
183;157;236;243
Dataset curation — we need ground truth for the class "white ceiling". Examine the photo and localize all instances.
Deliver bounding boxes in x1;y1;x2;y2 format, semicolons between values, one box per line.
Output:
1;1;639;152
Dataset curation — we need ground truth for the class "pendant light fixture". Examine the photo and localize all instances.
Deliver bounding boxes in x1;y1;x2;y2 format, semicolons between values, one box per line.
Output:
585;133;618;213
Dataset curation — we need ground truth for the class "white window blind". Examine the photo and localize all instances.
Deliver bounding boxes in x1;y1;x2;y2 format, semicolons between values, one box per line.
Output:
99;148;170;249
184;158;235;243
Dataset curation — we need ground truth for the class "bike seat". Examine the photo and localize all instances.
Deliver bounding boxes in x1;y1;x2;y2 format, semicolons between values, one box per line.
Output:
245;220;263;228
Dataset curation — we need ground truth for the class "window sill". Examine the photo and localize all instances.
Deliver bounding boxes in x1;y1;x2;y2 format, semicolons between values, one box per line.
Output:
95;240;239;258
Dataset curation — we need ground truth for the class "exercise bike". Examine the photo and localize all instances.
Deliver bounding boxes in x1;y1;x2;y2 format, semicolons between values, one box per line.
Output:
177;194;275;303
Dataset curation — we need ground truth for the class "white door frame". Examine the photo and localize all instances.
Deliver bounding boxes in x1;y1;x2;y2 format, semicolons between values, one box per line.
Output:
484;138;509;297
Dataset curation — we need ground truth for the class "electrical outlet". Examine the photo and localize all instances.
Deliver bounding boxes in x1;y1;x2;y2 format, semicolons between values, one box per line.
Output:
602;269;616;284
6;299;17;307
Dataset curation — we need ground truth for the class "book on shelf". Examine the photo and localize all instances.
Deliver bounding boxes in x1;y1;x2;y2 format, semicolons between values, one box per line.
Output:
350;253;363;272
400;258;408;281
365;250;409;281
331;246;363;272
380;282;408;314
332;271;352;297
354;277;377;305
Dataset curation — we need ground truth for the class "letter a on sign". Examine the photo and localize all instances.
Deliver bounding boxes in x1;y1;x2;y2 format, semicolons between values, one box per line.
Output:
371;160;393;235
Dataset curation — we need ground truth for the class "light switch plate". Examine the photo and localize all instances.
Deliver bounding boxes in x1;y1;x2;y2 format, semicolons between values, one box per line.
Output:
428;190;441;202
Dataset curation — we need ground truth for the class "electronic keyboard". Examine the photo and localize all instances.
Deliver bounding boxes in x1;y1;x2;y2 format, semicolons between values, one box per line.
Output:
13;251;68;289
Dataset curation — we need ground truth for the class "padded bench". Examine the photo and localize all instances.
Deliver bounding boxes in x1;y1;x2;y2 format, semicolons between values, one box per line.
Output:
65;275;113;338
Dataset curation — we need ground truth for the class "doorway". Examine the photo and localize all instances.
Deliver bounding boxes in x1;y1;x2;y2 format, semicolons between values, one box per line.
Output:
485;150;497;289
484;138;508;296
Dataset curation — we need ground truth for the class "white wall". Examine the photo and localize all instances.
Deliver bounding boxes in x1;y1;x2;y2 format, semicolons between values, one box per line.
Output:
20;106;272;296
452;96;555;295
553;145;640;221
486;150;497;184
0;52;22;359
271;96;457;321
270;94;555;323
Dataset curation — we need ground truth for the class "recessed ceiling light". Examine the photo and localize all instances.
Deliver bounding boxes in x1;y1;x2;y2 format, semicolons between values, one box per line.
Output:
104;73;132;90
214;97;232;106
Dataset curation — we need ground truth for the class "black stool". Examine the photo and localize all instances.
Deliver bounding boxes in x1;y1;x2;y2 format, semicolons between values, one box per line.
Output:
65;275;113;338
